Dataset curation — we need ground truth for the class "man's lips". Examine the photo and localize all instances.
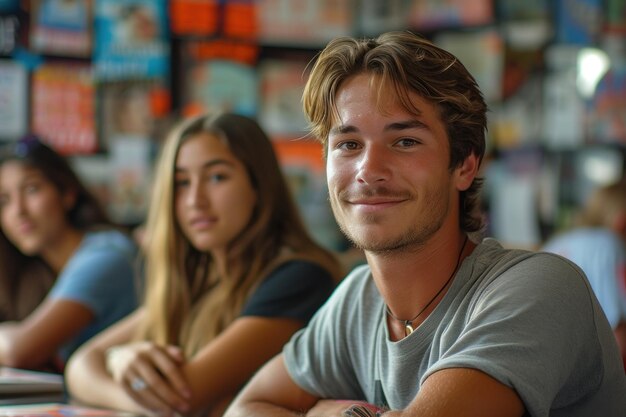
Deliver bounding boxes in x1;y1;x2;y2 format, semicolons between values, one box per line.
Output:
348;197;407;205
346;197;408;214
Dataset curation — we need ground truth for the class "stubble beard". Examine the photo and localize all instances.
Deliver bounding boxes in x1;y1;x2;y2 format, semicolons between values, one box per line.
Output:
331;194;448;255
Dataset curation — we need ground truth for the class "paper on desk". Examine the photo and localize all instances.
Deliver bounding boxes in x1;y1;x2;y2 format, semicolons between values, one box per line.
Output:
0;402;139;416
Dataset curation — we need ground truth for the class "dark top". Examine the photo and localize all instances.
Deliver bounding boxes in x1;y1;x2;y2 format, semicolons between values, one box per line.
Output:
241;260;336;324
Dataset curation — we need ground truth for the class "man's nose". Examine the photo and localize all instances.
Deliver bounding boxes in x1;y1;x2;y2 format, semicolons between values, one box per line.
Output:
355;146;391;184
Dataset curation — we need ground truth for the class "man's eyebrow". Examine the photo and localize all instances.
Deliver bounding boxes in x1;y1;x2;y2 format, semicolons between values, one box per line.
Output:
329;119;430;136
329;125;358;135
384;119;429;131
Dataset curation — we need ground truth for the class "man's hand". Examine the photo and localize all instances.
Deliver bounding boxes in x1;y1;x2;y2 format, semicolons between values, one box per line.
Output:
105;341;191;415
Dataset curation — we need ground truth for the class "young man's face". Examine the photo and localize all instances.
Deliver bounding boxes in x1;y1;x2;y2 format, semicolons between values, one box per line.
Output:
326;73;476;253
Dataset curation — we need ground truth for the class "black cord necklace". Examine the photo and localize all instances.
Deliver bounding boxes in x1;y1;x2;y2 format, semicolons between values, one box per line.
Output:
386;235;469;337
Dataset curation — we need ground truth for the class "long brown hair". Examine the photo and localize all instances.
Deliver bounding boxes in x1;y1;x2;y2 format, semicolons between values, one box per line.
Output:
137;113;342;356
0;135;110;320
302;31;488;234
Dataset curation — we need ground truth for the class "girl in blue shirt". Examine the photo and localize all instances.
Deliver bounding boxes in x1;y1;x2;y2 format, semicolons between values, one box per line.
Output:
0;136;139;371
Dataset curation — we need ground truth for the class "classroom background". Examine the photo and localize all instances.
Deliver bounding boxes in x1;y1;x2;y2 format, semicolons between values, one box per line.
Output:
0;0;624;253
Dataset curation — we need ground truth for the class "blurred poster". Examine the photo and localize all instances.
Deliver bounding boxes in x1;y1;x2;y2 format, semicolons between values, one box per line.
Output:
176;39;259;117
543;72;585;148
31;63;97;154
357;0;407;36
486;154;543;249
188;59;257;117
222;0;257;39
555;0;602;45
170;0;257;39
607;0;626;33
273;140;344;251
108;137;153;225
435;29;504;103
259;59;310;136
498;0;551;48
70;154;112;216
587;66;626;143
94;0;169;80
257;0;352;47
170;0;220;37
0;60;27;140
0;0;18;12
499;0;550;23
408;0;493;30
491;176;542;248
100;80;169;150
30;0;92;57
542;45;585;148
0;15;19;55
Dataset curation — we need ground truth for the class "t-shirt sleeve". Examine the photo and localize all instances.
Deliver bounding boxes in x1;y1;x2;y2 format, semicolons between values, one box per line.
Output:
50;242;138;319
241;260;336;324
283;265;370;401
424;253;607;417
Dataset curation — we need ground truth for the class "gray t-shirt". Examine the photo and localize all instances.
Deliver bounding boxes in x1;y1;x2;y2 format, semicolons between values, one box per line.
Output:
284;238;626;416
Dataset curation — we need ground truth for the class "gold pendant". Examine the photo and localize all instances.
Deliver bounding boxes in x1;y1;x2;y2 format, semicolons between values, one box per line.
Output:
404;323;414;336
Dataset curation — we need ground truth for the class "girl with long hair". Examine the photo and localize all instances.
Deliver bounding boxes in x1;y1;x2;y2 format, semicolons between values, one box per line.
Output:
0;135;139;371
66;113;342;416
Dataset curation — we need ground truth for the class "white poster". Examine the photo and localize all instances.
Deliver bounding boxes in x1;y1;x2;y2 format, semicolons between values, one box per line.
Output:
0;60;27;140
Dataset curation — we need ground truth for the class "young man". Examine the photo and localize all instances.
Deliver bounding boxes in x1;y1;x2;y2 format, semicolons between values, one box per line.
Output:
225;31;626;417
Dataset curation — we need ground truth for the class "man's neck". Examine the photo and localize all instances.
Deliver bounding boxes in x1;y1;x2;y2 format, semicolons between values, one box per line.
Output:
368;234;474;333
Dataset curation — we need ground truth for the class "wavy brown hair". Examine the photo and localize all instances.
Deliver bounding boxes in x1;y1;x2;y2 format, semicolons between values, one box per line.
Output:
136;113;342;356
302;31;488;234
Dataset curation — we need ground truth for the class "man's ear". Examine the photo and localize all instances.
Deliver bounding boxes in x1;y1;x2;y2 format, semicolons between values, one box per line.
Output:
455;153;480;192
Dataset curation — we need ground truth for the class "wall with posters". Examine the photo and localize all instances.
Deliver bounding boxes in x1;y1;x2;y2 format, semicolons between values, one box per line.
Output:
0;0;624;251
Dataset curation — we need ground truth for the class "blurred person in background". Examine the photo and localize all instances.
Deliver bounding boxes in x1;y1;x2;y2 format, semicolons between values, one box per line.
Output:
0;135;139;372
65;113;343;417
543;179;626;369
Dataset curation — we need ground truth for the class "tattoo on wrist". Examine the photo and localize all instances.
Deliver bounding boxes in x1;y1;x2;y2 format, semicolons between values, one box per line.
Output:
342;405;383;417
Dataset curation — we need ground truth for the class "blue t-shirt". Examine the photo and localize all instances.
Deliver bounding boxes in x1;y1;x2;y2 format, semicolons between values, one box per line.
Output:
49;229;139;362
543;228;626;328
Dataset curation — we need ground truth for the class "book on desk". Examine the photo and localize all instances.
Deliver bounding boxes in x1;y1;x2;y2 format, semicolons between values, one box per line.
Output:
0;367;64;395
0;368;141;416
0;367;65;407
